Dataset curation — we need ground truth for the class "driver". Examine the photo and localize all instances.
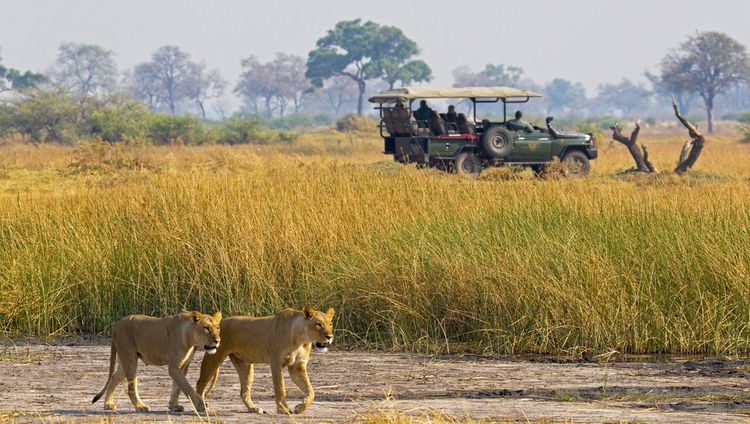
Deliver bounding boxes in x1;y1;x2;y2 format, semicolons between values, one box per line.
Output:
506;110;534;133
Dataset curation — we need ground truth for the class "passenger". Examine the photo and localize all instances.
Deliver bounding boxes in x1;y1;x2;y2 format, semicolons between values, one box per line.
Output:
456;113;476;135
429;110;448;136
445;105;458;123
413;100;433;126
506;110;535;133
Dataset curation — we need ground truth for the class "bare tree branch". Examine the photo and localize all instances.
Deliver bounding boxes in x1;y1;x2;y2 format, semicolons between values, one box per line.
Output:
672;96;705;174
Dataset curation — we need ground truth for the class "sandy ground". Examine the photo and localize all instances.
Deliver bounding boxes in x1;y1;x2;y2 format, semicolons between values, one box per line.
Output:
1;342;749;423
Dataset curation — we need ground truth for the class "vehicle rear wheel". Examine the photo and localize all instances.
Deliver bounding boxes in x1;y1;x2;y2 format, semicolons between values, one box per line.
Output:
561;150;590;177
454;151;481;177
481;126;514;159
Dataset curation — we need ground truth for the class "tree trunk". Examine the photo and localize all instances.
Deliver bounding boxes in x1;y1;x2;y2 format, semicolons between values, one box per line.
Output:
673;96;705;174
609;121;656;173
705;95;714;134
197;100;207;120
356;79;366;116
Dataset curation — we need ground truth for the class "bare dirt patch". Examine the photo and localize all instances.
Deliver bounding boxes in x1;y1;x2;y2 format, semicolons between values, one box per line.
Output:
1;341;749;422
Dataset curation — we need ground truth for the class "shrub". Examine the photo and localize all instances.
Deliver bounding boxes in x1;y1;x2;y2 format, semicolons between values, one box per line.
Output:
89;98;151;143
1;88;80;143
336;113;377;133
220;113;263;144
147;114;205;145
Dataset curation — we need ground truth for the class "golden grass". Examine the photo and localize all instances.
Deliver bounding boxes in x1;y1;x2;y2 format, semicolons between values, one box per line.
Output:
0;130;748;355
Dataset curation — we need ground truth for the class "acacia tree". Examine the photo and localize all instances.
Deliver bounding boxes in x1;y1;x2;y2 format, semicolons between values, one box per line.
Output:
130;46;193;114
185;61;226;119
51;42;117;101
595;79;651;117
544;78;586;116
0;49;45;92
452;64;524;87
235;53;311;118
306;19;431;115
659;32;750;133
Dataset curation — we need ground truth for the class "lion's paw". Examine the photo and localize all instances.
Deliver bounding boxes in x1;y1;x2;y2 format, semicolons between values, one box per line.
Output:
168;404;185;413
104;403;116;411
247;406;266;414
135;404;150;412
294;403;309;414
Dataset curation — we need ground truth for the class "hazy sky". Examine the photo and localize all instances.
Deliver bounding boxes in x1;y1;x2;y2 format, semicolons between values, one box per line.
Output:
2;0;749;97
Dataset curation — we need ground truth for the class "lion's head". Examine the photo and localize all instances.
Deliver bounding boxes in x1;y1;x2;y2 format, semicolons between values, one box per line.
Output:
301;307;335;352
188;311;222;354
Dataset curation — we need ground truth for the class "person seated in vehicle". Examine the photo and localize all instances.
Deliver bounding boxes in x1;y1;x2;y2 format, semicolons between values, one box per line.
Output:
413;100;433;127
506;110;534;133
456;113;476;135
445;105;458;123
429;110;448;136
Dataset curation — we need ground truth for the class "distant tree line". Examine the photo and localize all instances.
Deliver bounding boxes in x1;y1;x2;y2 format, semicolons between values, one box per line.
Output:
1;25;749;144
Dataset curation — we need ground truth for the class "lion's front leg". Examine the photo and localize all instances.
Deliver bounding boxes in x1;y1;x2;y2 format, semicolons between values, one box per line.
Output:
288;361;314;414
271;361;292;415
168;363;205;413
168;360;192;413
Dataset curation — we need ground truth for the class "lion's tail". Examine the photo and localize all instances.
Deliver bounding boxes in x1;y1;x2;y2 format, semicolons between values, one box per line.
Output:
92;343;117;404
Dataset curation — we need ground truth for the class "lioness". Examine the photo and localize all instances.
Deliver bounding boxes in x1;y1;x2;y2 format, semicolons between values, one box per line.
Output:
92;311;222;413
196;307;335;415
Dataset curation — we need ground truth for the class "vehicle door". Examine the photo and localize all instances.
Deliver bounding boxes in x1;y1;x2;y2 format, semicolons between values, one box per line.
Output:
508;130;552;162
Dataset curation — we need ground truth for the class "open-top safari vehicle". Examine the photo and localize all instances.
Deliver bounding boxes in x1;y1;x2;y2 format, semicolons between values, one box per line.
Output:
369;86;598;177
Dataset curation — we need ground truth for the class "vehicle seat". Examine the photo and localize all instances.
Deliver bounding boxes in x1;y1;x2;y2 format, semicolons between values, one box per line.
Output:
382;108;397;136
456;113;476;135
429;113;448;136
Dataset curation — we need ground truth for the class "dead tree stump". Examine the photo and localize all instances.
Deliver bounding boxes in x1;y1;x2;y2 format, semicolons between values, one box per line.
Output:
609;120;656;173
672;96;705;174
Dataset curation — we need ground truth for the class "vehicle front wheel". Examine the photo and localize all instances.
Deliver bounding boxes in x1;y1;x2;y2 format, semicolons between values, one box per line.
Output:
454;152;481;177
561;150;591;177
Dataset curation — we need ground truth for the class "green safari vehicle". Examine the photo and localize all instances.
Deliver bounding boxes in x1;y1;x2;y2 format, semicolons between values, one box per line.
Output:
369;86;598;177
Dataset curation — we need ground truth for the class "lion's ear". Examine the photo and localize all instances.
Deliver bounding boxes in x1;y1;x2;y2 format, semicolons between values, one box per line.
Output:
325;307;335;318
213;311;222;322
188;311;201;323
302;306;314;320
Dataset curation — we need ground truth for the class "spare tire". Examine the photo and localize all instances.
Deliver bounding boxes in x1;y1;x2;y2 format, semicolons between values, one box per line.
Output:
481;126;514;159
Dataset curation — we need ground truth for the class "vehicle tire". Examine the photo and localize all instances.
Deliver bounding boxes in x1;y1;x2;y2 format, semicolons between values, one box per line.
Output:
481;126;514;159
561;150;590;177
454;151;481;177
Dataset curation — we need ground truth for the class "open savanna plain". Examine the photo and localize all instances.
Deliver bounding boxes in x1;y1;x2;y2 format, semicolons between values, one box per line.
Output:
0;126;749;422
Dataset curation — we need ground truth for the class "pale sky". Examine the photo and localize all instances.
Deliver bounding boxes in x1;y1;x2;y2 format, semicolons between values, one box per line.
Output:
1;0;749;97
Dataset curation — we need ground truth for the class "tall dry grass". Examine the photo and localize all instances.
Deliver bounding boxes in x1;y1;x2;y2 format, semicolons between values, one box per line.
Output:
0;131;748;355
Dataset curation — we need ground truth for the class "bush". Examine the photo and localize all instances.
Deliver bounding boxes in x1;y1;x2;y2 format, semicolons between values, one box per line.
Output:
723;111;750;123
738;123;750;143
147;114;205;145
1;88;80;143
220;113;263;144
89;98;151;143
335;113;377;133
266;113;335;130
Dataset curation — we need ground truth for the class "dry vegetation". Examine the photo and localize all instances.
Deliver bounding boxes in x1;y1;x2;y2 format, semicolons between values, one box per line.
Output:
0;128;748;355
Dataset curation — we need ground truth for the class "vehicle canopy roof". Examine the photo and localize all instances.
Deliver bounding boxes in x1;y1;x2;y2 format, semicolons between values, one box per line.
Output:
368;86;543;103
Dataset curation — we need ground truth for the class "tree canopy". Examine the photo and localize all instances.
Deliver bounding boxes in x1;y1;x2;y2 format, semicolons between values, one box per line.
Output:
659;31;750;133
306;19;430;115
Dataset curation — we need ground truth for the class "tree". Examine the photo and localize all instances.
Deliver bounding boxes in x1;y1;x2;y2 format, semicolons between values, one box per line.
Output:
382;59;432;89
321;75;359;116
272;53;311;115
595;79;651;117
544;78;586;116
51;42;118;101
658;31;750;133
185;61;226;119
235;56;280;117
130;46;193;114
306;19;430;115
0;49;45;92
452;64;524;87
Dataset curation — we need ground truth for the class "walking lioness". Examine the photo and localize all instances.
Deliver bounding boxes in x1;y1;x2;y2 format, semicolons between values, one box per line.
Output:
92;311;222;413
196;307;335;414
